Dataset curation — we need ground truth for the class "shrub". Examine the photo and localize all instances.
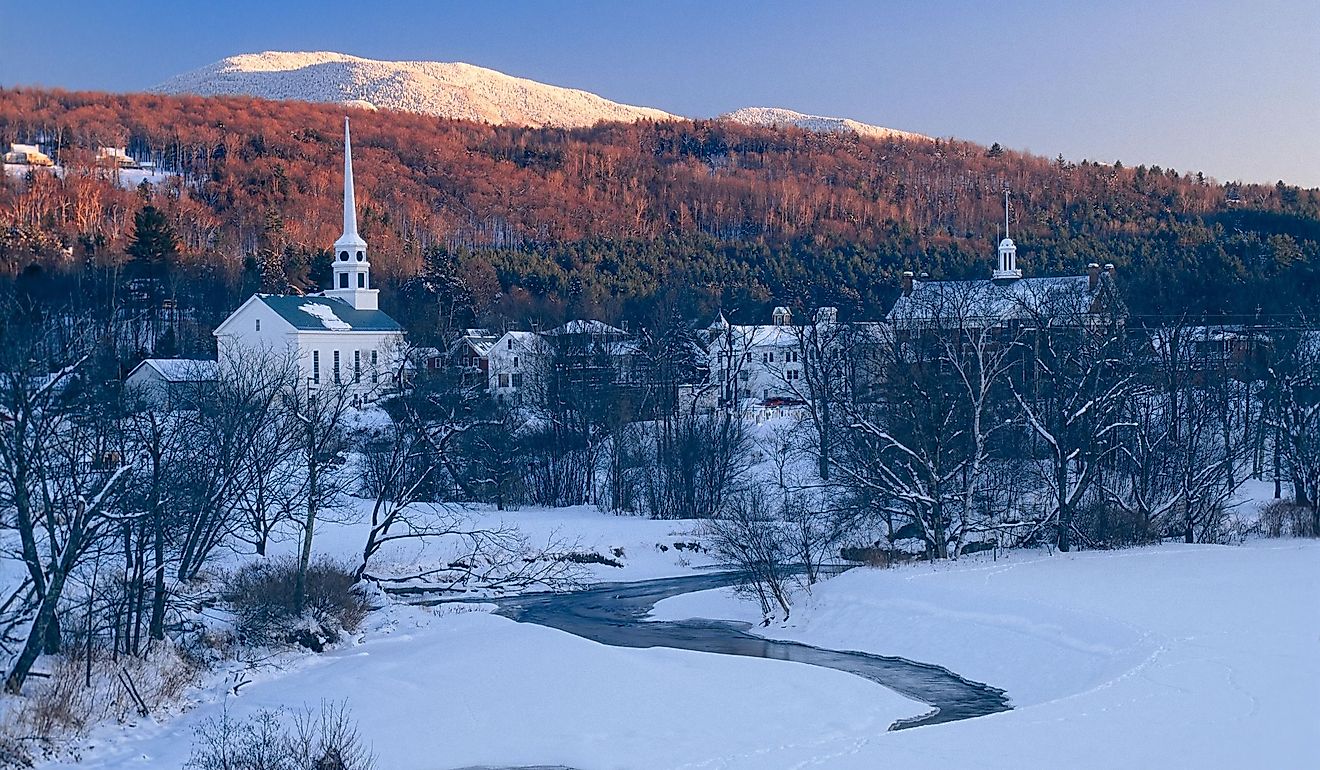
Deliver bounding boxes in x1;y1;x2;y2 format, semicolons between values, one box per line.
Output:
0;643;198;758
226;558;369;651
1259;499;1316;538
185;701;374;770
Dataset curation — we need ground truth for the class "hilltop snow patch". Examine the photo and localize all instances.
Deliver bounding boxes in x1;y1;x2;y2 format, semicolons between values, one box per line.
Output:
154;51;924;141
154;51;679;128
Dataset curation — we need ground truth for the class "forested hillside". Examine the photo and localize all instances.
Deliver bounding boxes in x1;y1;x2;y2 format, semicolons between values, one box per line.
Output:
1;87;1317;351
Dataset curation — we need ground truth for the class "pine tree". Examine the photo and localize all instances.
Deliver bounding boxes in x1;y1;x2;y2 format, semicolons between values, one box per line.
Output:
126;205;178;276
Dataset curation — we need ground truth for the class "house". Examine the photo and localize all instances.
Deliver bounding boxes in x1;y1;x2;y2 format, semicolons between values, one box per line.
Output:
213;119;405;399
485;320;647;404
124;358;218;408
3;143;54;166
96;146;138;169
707;306;810;408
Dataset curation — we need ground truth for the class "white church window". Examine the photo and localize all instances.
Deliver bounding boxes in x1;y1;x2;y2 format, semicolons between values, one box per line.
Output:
313;351;320;384
358;273;365;288
354;351;361;382
339;251;348;261
333;351;341;383
371;350;378;383
356;251;364;261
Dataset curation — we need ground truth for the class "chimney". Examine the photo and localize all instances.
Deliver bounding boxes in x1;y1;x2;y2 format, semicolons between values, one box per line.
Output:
901;271;914;297
1087;263;1100;290
1104;263;1116;281
531;319;540;333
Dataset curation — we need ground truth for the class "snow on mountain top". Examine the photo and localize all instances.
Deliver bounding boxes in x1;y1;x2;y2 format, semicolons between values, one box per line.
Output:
154;51;680;128
720;106;930;142
154;52;929;141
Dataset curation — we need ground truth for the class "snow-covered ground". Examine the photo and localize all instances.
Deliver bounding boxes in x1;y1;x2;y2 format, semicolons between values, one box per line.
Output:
37;505;1318;770
3;163;176;190
655;540;1320;768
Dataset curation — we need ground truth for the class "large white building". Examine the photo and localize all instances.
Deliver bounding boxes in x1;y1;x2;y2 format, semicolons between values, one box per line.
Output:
213;119;405;397
707;306;810;407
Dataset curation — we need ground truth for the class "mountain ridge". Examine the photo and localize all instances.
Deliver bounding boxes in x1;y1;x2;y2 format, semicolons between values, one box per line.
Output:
155;51;924;140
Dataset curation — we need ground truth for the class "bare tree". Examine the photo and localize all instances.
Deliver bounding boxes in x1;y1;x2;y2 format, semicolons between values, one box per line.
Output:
1011;283;1133;552
0;335;130;693
282;380;354;614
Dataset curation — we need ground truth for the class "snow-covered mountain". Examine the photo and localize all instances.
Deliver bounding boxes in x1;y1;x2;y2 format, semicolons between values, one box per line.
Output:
154;52;925;140
719;107;929;141
154;51;680;128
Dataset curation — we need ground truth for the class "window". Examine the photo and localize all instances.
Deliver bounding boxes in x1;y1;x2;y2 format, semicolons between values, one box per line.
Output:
356;251;364;262
312;351;320;384
255;319;261;332
498;373;510;388
333;351;341;383
787;369;800;381
512;373;523;387
339;251;348;261
513;356;519;368
507;339;513;350
371;350;378;383
739;371;750;382
339;273;349;289
744;353;752;362
354;351;361;382
357;273;365;288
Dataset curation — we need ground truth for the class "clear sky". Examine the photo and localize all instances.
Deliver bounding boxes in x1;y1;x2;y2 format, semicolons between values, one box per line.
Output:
3;0;1317;186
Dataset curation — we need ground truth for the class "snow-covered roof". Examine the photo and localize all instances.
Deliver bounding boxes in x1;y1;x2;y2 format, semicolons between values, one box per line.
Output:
256;294;402;332
888;274;1119;326
543;319;627;336
131;359;219;383
715;324;802;348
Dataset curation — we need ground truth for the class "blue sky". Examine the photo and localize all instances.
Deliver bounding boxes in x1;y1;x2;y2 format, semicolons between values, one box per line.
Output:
3;0;1317;186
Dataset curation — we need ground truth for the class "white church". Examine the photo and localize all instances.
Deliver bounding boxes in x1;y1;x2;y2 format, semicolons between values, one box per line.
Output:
213;119;406;397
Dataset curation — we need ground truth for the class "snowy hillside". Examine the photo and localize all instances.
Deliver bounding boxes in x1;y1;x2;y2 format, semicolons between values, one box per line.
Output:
721;106;930;141
154;51;680;128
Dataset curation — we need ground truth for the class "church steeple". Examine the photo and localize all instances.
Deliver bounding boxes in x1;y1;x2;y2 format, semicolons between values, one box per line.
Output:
993;189;1022;280
325;117;378;310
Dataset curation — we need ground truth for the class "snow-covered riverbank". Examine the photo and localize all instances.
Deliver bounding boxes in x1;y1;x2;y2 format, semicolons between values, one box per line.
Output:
35;505;1320;769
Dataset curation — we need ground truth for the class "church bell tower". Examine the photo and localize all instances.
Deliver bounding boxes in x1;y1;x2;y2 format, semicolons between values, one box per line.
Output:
324;118;378;311
993;189;1022;281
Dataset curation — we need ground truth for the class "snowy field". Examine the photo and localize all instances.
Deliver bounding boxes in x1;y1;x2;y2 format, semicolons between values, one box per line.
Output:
36;499;1318;770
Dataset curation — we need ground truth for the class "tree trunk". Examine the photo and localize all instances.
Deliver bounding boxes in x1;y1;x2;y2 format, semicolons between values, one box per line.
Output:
6;565;69;694
295;458;318;614
1056;461;1072;552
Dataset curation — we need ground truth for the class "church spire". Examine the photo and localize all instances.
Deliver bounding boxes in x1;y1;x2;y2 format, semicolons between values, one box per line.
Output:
341;117;359;243
328;117;376;310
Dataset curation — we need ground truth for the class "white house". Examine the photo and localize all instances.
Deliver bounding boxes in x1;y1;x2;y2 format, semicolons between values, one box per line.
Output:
486;330;543;399
485;320;642;403
124;358;218;407
707;306;809;407
213;119;405;398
